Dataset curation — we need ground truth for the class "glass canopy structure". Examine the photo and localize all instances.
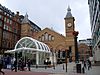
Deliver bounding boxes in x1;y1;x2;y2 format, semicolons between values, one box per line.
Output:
5;37;51;65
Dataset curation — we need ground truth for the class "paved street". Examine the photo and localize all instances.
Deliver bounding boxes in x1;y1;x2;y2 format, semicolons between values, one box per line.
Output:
3;69;48;75
85;66;100;75
2;62;100;75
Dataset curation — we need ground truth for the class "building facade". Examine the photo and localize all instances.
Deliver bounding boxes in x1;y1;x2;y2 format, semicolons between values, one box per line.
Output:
20;13;41;38
0;4;21;54
88;0;100;63
34;6;77;62
78;38;93;61
0;4;41;54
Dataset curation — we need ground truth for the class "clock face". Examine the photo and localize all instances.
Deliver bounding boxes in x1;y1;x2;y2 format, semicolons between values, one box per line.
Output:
67;23;72;27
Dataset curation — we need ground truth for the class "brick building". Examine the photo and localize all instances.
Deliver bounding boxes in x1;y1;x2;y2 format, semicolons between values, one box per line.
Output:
34;6;77;62
0;4;41;54
0;4;21;54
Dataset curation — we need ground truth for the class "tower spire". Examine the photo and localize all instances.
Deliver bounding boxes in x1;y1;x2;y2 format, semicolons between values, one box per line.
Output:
65;6;73;18
22;13;30;24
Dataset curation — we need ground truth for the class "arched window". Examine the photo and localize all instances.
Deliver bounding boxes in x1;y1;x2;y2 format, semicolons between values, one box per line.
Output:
38;37;41;41
51;36;54;40
45;32;48;41
42;35;44;41
48;34;51;41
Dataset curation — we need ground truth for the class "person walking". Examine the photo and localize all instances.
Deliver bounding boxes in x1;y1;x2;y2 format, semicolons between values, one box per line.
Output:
0;58;5;75
87;59;92;70
11;57;16;71
82;60;85;73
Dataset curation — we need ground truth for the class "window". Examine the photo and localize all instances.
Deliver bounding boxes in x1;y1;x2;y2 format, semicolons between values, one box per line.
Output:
7;18;10;23
48;35;51;41
45;32;48;41
42;35;44;41
14;28;17;33
4;17;6;22
4;24;8;30
10;20;12;24
51;36;54;40
9;26;12;31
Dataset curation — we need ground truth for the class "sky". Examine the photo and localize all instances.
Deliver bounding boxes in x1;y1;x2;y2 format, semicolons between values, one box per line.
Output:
0;0;91;40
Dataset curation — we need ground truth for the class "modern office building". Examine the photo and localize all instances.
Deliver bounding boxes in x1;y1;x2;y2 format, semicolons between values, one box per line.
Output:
88;0;100;63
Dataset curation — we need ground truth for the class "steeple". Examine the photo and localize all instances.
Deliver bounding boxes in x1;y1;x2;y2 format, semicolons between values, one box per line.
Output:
65;6;73;18
22;13;30;24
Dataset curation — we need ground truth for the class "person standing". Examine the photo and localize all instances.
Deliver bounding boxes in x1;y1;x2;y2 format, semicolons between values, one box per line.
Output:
27;59;31;71
0;58;5;75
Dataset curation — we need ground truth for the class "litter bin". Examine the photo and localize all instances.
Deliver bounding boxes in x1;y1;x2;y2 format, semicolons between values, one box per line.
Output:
76;64;81;73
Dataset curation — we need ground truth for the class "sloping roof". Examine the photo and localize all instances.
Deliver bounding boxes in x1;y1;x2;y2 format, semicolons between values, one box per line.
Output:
5;37;51;53
43;27;65;38
65;6;73;18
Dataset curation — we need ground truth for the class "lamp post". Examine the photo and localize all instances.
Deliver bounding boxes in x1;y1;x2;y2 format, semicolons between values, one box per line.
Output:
15;52;17;72
65;49;67;72
73;31;79;63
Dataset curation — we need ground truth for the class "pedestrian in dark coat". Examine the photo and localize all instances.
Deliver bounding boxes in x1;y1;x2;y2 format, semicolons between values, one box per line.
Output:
0;59;5;75
87;59;92;70
27;59;31;71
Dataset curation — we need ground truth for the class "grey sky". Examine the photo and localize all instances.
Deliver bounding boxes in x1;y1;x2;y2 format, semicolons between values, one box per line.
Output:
0;0;91;40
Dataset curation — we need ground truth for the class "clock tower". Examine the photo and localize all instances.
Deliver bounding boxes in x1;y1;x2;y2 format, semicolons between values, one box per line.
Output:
64;6;75;37
64;6;76;61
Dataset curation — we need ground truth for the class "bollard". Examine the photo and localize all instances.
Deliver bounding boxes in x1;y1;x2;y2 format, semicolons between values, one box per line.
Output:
45;65;47;69
36;65;38;68
53;65;55;69
63;64;64;70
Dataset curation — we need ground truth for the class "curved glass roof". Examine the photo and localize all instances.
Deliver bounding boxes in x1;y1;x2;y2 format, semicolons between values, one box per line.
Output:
14;37;51;53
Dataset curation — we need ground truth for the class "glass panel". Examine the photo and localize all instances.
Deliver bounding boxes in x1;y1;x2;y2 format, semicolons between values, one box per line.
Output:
0;20;2;27
40;43;44;50
0;15;2;19
0;29;2;47
16;38;37;49
36;42;41;49
16;43;22;49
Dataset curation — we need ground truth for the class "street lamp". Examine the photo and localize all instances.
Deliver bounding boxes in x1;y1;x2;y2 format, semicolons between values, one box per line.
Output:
15;52;17;72
65;49;67;72
73;31;79;63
